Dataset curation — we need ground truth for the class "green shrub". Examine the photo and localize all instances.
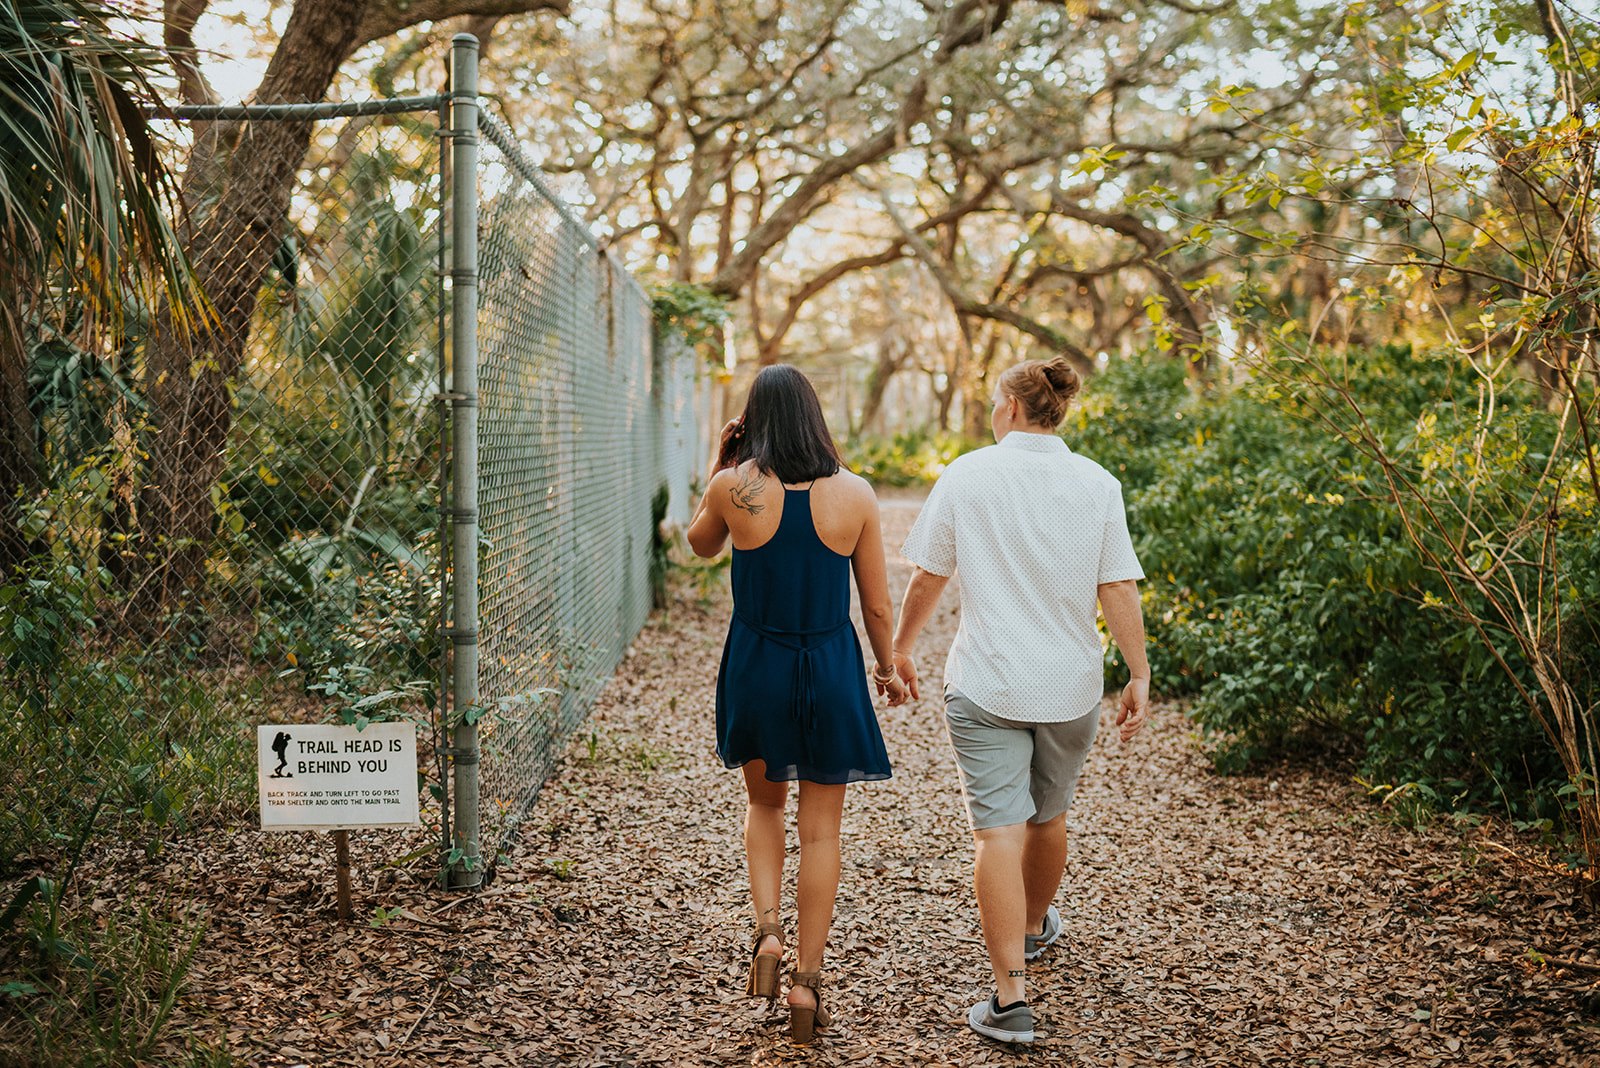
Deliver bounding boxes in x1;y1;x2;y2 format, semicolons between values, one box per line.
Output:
1;887;228;1066
1092;345;1571;818
1066;350;1193;487
0;556;262;873
843;430;985;486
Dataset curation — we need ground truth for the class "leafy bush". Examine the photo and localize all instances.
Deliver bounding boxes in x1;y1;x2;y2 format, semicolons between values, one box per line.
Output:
1;863;228;1067
1092;345;1569;818
1066;350;1193;488
0;554;263;873
843;430;985;487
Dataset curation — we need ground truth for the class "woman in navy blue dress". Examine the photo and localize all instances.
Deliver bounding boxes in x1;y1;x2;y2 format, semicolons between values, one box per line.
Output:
688;365;907;1042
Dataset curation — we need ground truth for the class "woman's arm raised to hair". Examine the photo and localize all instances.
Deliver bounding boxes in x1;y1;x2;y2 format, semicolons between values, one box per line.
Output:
686;469;733;558
687;419;749;558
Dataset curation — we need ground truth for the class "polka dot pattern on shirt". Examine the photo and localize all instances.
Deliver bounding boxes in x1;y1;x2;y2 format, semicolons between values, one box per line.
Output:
899;432;1143;723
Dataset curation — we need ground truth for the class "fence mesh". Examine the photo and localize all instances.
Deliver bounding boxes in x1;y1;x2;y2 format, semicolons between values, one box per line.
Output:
0;106;450;877
0;81;706;884
472;116;706;866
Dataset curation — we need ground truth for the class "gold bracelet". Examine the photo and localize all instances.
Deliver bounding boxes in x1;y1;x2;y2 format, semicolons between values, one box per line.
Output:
871;664;896;684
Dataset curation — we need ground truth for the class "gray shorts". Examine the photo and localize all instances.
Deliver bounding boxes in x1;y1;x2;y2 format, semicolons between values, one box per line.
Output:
943;687;1099;831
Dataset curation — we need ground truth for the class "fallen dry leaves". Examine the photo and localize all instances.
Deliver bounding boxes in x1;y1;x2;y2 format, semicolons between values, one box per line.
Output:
55;493;1600;1065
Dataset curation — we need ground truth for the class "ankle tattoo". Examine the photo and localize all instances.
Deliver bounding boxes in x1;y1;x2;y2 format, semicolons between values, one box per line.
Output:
1007;970;1024;978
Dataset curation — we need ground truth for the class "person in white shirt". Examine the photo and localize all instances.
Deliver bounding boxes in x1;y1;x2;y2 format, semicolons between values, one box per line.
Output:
892;355;1151;1045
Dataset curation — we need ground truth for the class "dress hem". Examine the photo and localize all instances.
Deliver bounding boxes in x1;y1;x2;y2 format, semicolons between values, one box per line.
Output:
718;754;892;786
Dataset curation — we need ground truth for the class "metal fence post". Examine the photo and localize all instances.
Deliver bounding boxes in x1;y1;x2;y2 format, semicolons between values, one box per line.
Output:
448;32;482;889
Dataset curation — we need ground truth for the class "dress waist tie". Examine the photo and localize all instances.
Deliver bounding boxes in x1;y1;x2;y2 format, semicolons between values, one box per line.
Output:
734;612;853;760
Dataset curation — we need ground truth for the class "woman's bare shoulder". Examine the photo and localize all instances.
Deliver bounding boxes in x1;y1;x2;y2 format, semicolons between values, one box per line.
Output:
820;469;879;510
819;467;869;492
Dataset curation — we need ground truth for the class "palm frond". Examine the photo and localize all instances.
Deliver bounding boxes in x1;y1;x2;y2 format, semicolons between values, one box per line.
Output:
0;0;203;340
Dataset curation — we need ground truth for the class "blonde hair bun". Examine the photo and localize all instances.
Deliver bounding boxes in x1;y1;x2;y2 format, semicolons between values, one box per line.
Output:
998;356;1081;428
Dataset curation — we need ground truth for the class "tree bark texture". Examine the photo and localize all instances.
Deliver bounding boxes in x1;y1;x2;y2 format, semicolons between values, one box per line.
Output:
0;265;42;573
855;332;913;436
353;0;567;50
135;0;371;615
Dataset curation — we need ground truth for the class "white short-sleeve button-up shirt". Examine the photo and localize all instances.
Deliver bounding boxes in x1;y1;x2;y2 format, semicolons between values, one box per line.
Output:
900;431;1144;723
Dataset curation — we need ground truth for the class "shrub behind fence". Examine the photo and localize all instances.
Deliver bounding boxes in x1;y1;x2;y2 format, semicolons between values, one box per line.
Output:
0;38;706;885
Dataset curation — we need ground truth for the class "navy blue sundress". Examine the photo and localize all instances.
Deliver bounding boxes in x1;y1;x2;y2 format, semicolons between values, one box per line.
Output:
715;485;893;785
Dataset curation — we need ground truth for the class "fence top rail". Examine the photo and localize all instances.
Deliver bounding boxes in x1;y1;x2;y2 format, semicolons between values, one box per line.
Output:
154;94;452;121
474;110;598;246
475;111;651;307
147;93;651;306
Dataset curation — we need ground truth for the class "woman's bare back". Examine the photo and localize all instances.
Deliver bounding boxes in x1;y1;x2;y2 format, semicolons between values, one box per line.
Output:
717;462;876;557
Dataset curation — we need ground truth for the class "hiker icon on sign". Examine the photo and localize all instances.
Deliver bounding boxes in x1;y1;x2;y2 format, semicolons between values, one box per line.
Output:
270;731;292;778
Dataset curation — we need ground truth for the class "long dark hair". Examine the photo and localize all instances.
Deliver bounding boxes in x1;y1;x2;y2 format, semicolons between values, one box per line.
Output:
732;365;841;483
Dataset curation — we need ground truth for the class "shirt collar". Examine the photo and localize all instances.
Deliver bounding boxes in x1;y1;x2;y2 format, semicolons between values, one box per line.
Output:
997;431;1070;453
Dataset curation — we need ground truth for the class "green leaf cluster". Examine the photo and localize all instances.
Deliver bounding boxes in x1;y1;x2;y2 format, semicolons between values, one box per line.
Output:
1081;346;1585;819
648;282;730;356
843;430;987;487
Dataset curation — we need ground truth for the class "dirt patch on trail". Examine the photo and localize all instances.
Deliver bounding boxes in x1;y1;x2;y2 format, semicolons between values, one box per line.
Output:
117;491;1600;1065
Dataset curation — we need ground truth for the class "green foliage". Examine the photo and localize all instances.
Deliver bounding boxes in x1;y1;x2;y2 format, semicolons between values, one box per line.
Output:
0;555;259;872
649;483;671;609
0;787;227;1064
1065;351;1193;487
0;0;201;336
0;889;227;1067
842;431;986;487
256;528;441;738
1098;344;1572;819
1162;0;1600;858
648;282;730;354
671;551;731;609
252;526;438;680
0;559;98;717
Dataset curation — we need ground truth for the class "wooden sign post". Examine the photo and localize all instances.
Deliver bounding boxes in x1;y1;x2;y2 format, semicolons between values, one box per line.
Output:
257;723;422;920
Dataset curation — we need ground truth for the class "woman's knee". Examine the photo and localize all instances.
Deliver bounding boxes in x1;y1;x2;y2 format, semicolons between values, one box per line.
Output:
794;782;846;843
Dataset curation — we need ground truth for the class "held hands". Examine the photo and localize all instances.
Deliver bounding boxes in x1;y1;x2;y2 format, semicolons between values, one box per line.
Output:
1115;677;1150;743
872;663;910;707
892;651;920;702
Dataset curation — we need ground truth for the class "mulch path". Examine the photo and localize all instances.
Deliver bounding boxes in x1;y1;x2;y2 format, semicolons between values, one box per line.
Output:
98;494;1600;1064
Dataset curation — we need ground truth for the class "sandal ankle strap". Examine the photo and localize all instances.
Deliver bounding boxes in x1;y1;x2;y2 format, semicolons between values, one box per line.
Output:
753;922;783;948
789;970;823;992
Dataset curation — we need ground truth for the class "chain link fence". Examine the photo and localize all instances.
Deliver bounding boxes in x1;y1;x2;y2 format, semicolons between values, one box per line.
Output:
471;111;708;869
0;38;707;887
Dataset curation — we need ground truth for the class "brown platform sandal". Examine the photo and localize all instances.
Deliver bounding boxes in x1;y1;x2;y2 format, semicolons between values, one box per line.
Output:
787;970;832;1044
746;923;784;1000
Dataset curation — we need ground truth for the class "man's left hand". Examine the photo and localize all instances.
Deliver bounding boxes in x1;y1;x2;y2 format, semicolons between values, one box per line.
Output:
1116;678;1150;742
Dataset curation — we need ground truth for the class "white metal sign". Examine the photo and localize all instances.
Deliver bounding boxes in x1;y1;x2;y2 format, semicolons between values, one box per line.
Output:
257;722;421;831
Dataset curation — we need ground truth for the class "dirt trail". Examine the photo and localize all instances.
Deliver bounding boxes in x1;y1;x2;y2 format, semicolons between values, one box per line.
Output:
150;490;1597;1066
481;492;1598;1066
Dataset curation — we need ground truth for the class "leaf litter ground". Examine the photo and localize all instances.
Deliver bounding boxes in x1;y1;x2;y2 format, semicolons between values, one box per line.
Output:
77;493;1600;1064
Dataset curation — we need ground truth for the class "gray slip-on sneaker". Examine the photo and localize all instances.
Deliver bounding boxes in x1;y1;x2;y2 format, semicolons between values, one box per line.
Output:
1024;904;1062;960
968;994;1035;1043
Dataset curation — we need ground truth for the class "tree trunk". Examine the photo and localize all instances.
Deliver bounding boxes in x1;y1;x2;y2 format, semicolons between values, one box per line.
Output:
133;0;370;616
0;273;43;574
855;333;910;437
933;371;955;433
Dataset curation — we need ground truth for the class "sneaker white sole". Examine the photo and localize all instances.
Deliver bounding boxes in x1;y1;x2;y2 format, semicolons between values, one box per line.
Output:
967;999;1035;1043
1024;904;1062;961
